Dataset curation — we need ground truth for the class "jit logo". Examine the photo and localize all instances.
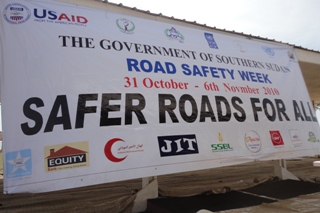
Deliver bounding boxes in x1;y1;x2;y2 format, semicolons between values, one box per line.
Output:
157;134;199;157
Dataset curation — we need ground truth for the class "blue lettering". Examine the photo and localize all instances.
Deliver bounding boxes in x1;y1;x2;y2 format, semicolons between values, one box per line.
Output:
34;9;46;19
10;7;23;11
165;62;176;74
154;61;166;74
140;60;153;72
218;68;227;79
48;11;57;20
263;74;272;84
249;72;257;82
127;58;176;74
201;66;209;77
127;58;140;72
192;65;203;77
181;64;191;76
209;67;219;78
238;70;272;84
238;70;250;81
226;69;235;80
256;73;263;83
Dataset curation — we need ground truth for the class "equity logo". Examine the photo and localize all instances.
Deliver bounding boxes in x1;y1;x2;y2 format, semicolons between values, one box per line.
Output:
164;27;184;43
211;132;233;152
6;149;32;178
157;134;198;157
270;130;284;146
44;141;89;172
244;130;262;153
204;32;218;49
116;18;135;34
104;138;144;162
3;3;31;24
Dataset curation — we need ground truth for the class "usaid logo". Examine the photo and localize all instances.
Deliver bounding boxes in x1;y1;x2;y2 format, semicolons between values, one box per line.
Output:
34;9;88;24
3;3;31;24
157;134;199;157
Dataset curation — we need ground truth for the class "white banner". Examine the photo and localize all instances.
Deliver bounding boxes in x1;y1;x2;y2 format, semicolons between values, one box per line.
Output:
1;0;320;193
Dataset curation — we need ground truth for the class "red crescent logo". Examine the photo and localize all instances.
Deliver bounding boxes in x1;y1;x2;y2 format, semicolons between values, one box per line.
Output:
104;138;127;162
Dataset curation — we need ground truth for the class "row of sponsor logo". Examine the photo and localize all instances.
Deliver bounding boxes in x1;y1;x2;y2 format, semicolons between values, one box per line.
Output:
5;130;320;179
3;3;294;59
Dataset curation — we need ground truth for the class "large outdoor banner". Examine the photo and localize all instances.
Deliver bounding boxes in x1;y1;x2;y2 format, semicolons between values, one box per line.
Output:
1;0;320;193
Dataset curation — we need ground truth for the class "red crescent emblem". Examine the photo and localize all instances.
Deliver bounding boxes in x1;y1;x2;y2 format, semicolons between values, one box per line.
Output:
104;138;127;162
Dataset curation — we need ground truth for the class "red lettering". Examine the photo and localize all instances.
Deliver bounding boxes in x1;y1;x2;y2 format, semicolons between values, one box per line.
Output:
77;16;88;24
58;13;71;21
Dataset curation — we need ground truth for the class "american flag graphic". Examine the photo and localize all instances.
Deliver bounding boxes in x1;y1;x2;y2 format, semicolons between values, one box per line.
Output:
10;16;23;21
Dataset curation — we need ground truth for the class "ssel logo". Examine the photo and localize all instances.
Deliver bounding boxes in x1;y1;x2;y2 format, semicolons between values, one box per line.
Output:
211;132;233;152
157;134;198;157
211;143;232;151
270;130;284;146
44;141;89;172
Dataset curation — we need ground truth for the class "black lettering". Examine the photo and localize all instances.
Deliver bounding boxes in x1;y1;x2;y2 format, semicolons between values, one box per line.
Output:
44;95;72;132
58;35;69;47
275;99;290;121
75;94;98;128
308;102;318;122
231;96;246;122
216;96;231;122
293;100;304;121
251;98;262;121
199;95;216;122
100;93;121;126
125;93;147;125
300;101;311;121
159;94;179;123
21;97;44;135
263;98;276;121
179;94;198;123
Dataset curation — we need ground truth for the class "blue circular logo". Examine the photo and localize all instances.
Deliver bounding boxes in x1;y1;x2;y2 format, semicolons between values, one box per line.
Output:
262;46;275;56
3;3;31;24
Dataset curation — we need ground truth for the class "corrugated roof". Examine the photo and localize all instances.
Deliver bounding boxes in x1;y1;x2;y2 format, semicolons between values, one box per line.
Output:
46;146;87;158
100;0;320;53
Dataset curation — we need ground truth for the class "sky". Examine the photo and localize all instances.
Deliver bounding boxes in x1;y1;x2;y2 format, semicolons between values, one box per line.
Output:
108;0;320;52
0;0;319;131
